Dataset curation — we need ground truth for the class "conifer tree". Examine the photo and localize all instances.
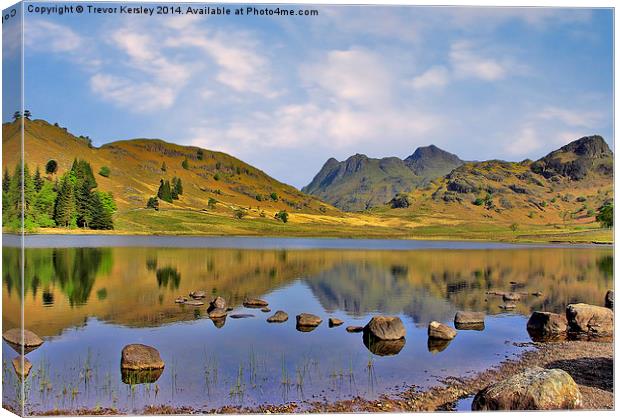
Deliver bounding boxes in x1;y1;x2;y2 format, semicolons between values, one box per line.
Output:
2;168;10;193
88;192;113;230
54;174;77;228
33;166;44;192
157;179;173;203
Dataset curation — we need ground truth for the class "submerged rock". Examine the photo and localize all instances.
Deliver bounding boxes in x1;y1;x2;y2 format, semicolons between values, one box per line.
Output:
605;290;613;309
566;303;613;337
267;310;289;323
454;311;485;326
2;329;44;354
346;326;364;333
121;344;165;371
243;298;269;308
363;316;406;340
472;367;582;410
12;356;32;379
527;311;567;341
296;313;322;328
428;321;456;340
329;318;344;327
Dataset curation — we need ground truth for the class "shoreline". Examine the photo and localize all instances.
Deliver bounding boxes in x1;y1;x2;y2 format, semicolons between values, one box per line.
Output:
28;339;613;415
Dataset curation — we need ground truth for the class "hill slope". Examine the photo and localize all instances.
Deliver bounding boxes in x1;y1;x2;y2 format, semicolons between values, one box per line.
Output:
302;145;464;211
2;119;338;218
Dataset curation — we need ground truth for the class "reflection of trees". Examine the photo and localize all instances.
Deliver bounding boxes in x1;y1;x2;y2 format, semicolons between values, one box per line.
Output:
2;247;112;306
597;256;613;278
156;267;181;289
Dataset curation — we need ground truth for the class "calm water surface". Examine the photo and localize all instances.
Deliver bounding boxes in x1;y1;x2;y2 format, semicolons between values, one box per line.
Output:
2;237;613;413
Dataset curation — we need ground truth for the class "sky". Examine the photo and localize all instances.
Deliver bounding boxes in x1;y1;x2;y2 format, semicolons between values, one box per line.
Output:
2;3;614;188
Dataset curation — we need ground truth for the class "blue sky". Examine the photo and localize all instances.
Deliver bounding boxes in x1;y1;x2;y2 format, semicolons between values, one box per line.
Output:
3;3;614;188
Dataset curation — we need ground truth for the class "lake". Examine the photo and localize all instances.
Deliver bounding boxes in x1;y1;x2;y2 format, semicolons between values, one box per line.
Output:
2;236;613;414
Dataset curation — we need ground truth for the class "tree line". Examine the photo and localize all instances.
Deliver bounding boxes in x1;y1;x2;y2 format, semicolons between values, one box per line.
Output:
2;159;116;231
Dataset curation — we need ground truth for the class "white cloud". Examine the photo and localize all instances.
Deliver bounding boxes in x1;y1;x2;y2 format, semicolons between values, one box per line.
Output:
450;40;507;81
90;74;176;112
25;20;83;53
410;66;450;90
539;106;603;128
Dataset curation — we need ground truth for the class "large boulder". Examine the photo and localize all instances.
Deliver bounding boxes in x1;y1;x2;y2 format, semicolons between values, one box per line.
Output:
428;321;457;340
526;311;567;341
3;329;44;353
605;290;613;309
243;297;269;308
566;303;613;337
472;367;582;410
121;344;165;371
267;310;289;323
363;316;406;340
296;313;322;328
208;296;227;312
12;356;32;379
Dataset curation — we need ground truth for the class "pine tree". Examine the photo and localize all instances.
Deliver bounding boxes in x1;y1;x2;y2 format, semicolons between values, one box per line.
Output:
33;166;44;192
72;159;97;228
182;158;189;169
174;177;183;196
171;177;179;200
161;162;167;172
54;174;77;228
3;168;10;193
88;192;113;230
157;179;173;203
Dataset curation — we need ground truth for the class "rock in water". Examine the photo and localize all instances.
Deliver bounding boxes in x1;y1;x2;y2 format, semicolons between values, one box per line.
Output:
267;310;289;323
184;299;204;306
428;321;457;340
502;293;521;301
454;311;485;325
121;344;165;371
296;313;322;328
174;297;187;304
363;336;406;356
566;303;613;337
243;297;269;308
427;338;452;354
230;314;255;319
605;290;614;309
329;318;344;327
2;329;44;353
363;316;406;340
526;311;567;341
209;296;227;311
121;368;163;385
208;308;227;319
261;307;271;313
499;304;516;310
346;326;364;333
472;367;582;410
12;356;32;379
189;290;206;299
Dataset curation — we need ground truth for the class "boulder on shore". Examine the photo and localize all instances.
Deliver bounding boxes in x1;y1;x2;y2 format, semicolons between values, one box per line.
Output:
428;321;457;340
363;316;406;340
472;367;582;410
121;344;165;371
3;329;44;353
267;310;289;323
605;290;614;310
566;303;613;337
526;311;567;340
12;356;32;379
329;318;344;327
454;311;485;325
243;298;269;308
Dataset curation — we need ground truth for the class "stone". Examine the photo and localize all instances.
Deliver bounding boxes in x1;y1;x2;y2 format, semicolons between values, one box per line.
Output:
526;311;567;340
175;297;187;304
208;308;227;319
184;299;204;306
121;344;165;370
502;293;521;301
346;326;364;333
230;314;255;319
455;322;485;331
243;298;269;308
428;321;457;340
454;311;485;325
363;336;406;356
363;316;406;340
12;356;32;379
267;310;289;323
209;296;227;311
296;313;322;328
329;318;344;327
566;303;613;337
261;307;271;313
472;367;582;410
499;304;516;310
189;290;206;299
3;329;44;354
605;290;613;309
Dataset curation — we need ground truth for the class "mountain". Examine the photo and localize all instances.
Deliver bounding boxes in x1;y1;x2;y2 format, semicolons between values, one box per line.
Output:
302;145;464;211
380;135;613;228
2;119;337;216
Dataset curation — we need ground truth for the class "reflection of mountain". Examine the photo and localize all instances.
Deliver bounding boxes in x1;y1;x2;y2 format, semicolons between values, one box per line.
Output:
304;263;454;324
2;247;612;338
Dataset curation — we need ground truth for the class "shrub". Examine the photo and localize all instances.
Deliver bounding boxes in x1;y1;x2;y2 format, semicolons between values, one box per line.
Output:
510;223;518;232
197;149;204;160
275;210;289;223
576;196;587;202
596;202;613;228
270;192;278;201
207;198;217;209
473;198;484;206
98;166;111;177
234;209;246;219
213;173;220;181
182;158;189;170
146;197;159;210
45;160;58;174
